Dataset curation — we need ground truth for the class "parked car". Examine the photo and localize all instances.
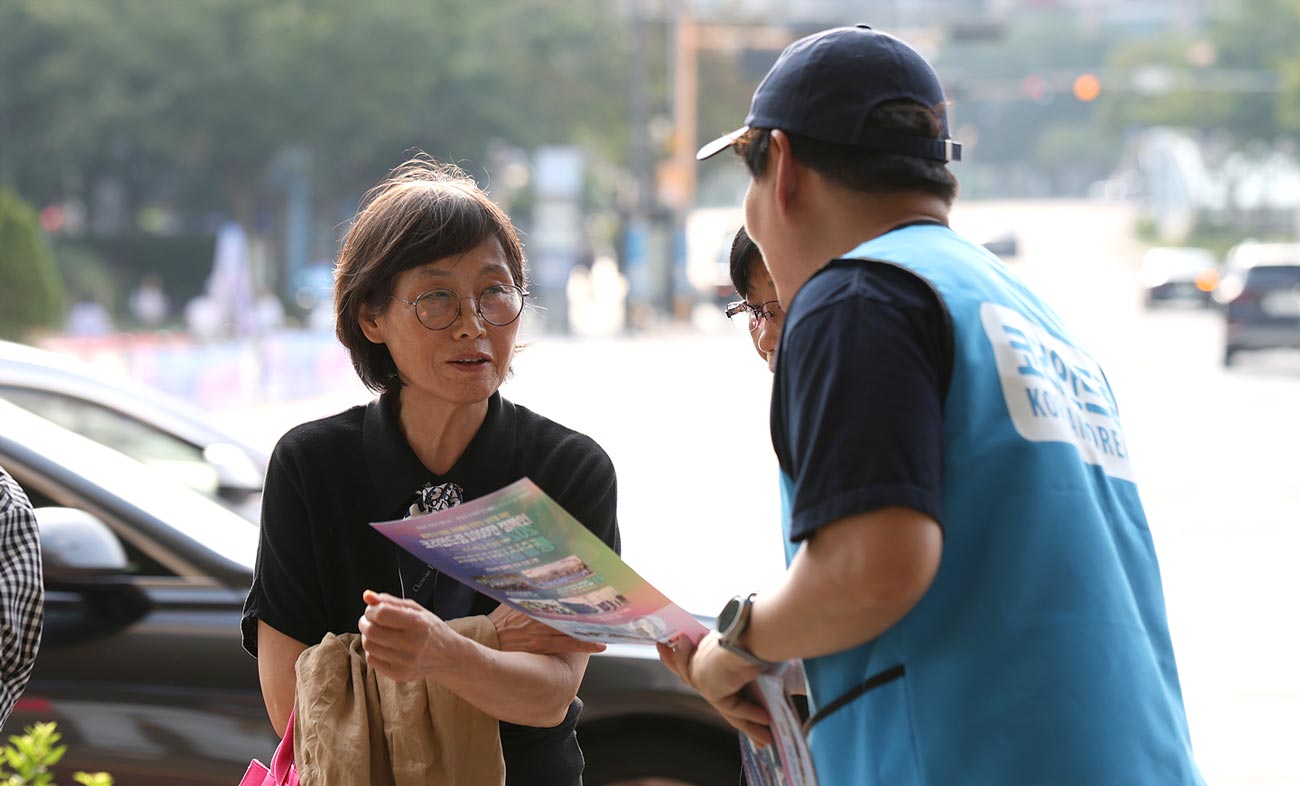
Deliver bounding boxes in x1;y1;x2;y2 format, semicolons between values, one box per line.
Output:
1138;246;1219;307
978;229;1019;260
0;400;739;785
1224;240;1300;272
0;339;267;521
949;213;1019;260
1216;261;1300;366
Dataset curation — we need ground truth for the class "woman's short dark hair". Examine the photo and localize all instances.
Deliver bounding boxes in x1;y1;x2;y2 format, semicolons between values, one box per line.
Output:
734;99;958;205
728;226;762;298
334;158;526;394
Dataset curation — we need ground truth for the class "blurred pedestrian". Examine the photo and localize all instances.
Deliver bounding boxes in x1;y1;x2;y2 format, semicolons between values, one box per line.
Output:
0;464;43;729
129;273;170;328
663;24;1205;786
254;291;285;333
242;158;618;784
65;298;113;337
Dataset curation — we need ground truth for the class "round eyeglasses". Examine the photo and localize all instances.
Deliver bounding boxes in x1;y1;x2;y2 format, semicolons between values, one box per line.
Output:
724;299;783;332
390;283;529;331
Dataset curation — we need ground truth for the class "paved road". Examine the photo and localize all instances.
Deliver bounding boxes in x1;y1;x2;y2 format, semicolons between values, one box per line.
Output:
220;199;1299;785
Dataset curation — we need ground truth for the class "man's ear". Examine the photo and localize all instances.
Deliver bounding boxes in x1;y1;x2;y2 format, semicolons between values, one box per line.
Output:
769;130;800;217
358;304;386;344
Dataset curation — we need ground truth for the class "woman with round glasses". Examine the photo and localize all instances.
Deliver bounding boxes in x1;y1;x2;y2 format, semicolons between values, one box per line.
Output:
242;159;620;785
724;226;784;372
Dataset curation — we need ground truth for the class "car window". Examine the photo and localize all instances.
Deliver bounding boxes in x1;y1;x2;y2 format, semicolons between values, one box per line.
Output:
0;386;221;499
14;471;175;577
1244;266;1300;289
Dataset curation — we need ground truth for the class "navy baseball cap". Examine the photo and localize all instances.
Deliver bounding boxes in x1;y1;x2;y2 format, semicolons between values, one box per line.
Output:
697;25;961;163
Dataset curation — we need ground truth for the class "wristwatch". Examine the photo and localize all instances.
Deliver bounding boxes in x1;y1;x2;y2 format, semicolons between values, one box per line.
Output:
716;593;774;668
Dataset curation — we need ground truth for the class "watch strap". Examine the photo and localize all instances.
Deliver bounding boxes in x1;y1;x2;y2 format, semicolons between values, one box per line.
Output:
717;637;775;668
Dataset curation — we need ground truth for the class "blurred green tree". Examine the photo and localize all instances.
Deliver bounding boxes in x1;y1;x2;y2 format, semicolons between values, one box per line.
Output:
0;188;63;341
1100;0;1300;141
0;0;635;228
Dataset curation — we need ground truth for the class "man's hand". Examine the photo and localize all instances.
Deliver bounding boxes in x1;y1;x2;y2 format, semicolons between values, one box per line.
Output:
657;632;773;745
359;590;461;682
488;604;606;655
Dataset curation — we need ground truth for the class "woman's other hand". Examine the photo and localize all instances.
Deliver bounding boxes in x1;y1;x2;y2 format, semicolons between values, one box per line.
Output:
359;589;463;681
489;604;606;655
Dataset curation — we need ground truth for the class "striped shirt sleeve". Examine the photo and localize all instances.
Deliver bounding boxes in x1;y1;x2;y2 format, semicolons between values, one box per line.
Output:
0;466;43;729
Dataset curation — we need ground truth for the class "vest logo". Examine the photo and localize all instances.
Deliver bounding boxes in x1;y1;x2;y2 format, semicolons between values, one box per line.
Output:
980;302;1136;482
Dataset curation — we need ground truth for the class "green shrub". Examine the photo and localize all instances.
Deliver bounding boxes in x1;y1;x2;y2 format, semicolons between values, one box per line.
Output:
0;189;64;341
0;721;113;786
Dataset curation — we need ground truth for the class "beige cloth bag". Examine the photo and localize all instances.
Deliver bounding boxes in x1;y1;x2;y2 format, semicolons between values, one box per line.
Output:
293;618;505;786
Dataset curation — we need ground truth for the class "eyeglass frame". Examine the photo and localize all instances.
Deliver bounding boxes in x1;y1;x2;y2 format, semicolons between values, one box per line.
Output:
724;298;783;332
389;283;530;331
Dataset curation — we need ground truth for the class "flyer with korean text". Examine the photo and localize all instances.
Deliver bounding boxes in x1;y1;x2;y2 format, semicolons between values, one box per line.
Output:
740;663;818;786
371;477;709;645
371;476;816;784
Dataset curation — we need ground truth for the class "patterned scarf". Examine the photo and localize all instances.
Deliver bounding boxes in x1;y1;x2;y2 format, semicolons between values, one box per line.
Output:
398;481;465;599
408;481;465;517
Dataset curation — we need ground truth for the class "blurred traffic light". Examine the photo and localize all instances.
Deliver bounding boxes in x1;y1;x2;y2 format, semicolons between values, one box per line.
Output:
1073;73;1102;102
1023;74;1051;103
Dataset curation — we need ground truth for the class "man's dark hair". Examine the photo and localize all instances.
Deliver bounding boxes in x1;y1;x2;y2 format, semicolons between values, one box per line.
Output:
728;226;762;297
734;99;958;205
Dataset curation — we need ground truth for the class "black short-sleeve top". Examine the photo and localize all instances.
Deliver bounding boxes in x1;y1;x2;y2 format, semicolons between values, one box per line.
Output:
241;390;620;786
771;255;953;543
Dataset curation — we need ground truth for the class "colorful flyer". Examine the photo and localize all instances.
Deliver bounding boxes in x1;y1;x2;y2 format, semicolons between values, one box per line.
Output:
371;477;709;645
739;662;819;786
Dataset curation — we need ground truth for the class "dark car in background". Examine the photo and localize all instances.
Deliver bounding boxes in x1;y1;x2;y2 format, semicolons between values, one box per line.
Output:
1138;246;1219;307
1217;262;1300;365
1;399;739;785
0;340;267;521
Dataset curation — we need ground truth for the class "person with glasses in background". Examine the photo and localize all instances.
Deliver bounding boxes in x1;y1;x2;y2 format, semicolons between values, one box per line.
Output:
724;226;783;373
242;158;619;785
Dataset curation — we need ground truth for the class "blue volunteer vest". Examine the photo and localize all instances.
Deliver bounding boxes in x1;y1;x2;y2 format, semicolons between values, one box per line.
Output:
778;224;1203;786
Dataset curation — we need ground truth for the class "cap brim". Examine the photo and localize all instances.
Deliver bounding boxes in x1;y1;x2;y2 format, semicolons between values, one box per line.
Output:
696;126;749;161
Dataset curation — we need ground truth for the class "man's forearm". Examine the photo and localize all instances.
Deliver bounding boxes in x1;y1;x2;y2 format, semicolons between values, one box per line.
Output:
743;507;943;663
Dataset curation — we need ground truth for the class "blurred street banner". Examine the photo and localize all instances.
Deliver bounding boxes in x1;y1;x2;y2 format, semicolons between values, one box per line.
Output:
531;146;586;333
206;222;258;339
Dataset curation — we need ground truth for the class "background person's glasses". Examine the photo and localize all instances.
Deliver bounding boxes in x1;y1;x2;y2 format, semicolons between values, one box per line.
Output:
724;299;783;332
390;284;529;330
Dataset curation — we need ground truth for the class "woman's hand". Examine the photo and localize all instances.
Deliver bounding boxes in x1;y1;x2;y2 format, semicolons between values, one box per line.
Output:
489;604;606;655
359;589;464;682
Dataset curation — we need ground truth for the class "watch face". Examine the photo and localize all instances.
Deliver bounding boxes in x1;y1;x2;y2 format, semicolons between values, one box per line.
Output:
717;596;742;635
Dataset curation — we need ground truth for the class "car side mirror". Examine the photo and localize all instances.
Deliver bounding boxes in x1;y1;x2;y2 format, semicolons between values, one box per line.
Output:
35;507;150;646
203;442;264;498
36;506;128;578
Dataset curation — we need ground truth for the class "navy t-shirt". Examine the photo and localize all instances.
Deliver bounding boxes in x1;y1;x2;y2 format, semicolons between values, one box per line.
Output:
771;255;953;542
242;391;619;786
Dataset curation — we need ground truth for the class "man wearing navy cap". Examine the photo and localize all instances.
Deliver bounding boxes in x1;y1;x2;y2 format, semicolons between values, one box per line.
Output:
661;25;1204;785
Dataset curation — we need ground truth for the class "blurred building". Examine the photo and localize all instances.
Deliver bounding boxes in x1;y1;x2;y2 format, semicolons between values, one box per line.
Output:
670;0;1220;32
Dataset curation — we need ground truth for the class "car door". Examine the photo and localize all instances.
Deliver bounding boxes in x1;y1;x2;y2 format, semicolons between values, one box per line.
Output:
1;406;276;785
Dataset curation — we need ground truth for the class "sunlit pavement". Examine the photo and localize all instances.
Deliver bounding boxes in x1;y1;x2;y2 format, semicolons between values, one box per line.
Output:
215;200;1300;786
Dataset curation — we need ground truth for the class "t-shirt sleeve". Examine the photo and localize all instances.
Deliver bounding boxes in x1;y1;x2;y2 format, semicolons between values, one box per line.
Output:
240;441;329;656
777;271;948;543
535;433;621;556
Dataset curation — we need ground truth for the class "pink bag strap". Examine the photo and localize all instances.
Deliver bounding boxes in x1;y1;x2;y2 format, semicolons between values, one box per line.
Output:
270;710;296;781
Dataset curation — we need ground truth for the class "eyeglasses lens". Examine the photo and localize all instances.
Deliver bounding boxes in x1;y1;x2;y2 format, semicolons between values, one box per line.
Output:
416;286;525;329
